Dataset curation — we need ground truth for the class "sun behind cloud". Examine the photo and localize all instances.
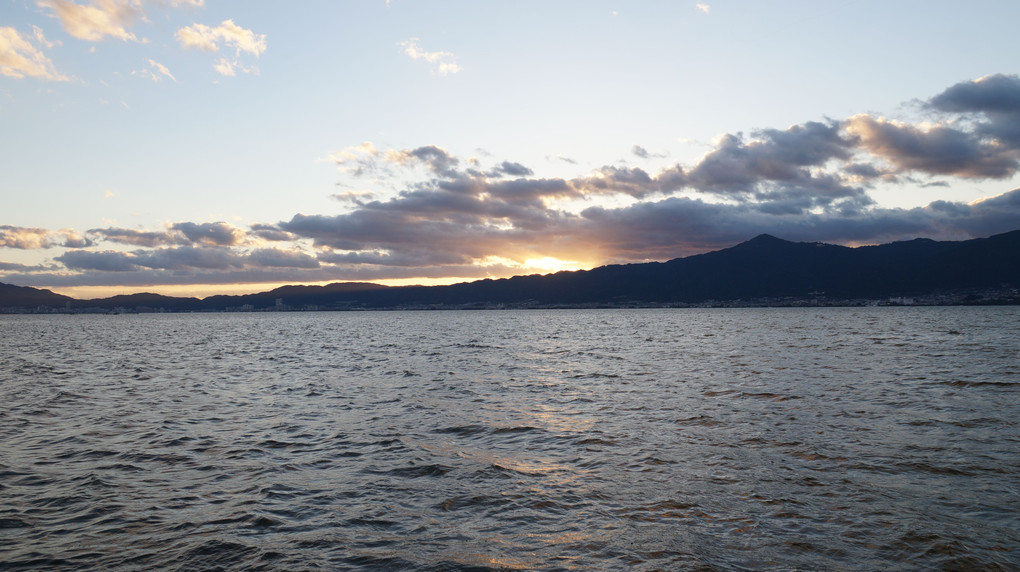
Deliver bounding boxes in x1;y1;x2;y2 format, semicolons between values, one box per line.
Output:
522;257;583;274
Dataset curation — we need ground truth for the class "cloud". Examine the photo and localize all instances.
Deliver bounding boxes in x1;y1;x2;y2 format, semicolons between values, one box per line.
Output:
9;74;1020;290
331;190;376;204
176;19;266;76
574;166;658;199
487;161;534;178
845;114;1019;179
0;226;91;249
56;249;141;271
213;57;235;76
398;37;462;75
631;145;669;159
149;246;240;270
87;227;177;247
249;224;295;242
87;221;245;247
928;73;1020;148
0;26;69;80
247;248;320;269
38;0;143;42
176;19;265;55
929;73;1020;116
0;226;54;249
386;144;461;176
683;121;854;192
169;221;245;246
657;120;870;213
696;4;711;15
0;261;43;272
838;74;1020;180
328;142;383;177
273;113;1020;278
54;244;320;274
134;58;175;82
62;230;93;248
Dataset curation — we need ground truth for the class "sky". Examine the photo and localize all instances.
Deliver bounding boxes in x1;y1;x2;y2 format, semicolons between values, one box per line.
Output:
2;0;1020;299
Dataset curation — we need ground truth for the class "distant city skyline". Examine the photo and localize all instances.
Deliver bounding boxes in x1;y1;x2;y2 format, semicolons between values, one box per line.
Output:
3;0;1019;298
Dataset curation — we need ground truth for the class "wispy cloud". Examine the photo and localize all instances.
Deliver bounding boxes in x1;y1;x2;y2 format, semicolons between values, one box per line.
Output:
133;57;175;82
176;19;265;55
398;37;461;75
37;0;143;42
0;26;69;80
696;3;711;15
176;19;266;76
631;145;669;160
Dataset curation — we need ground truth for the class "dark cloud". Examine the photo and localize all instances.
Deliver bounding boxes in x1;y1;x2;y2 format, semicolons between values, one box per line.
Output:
280;210;549;265
953;187;1020;236
249;224;296;242
329;190;376;205
486;178;572;204
658;121;870;212
574;166;660;199
577;188;1020;259
929;74;1020;115
487;161;534;178
171;222;246;246
392;145;460;176
19;186;1020;289
845;115;1019;179
89;223;248;247
0;261;38;272
247;248;320;269
842;162;894;180
318;248;471;267
631;145;668;159
683;121;855;194
51;245;324;276
87;227;178;247
56;250;141;272
929;73;1020;149
133;246;246;271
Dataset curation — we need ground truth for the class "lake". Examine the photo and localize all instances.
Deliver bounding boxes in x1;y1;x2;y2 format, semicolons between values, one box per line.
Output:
1;307;1017;570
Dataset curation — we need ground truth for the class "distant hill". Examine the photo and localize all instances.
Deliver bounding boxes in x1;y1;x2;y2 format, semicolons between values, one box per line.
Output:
0;282;73;309
2;230;1018;311
200;282;388;310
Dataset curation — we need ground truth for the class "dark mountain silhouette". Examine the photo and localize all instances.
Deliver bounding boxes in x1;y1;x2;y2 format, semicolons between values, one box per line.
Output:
2;230;1018;311
85;292;202;312
200;282;388;310
0;282;73;308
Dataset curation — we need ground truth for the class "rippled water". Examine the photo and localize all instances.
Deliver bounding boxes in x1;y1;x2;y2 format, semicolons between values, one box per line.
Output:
1;307;1018;570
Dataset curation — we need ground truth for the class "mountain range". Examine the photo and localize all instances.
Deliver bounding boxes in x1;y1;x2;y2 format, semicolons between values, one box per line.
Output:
3;230;1018;312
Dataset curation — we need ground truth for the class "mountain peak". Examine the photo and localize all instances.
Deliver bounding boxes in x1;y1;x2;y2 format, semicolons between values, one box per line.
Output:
742;234;791;246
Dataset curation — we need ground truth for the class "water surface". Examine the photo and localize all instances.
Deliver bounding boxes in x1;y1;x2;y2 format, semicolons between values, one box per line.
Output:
1;308;1017;570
